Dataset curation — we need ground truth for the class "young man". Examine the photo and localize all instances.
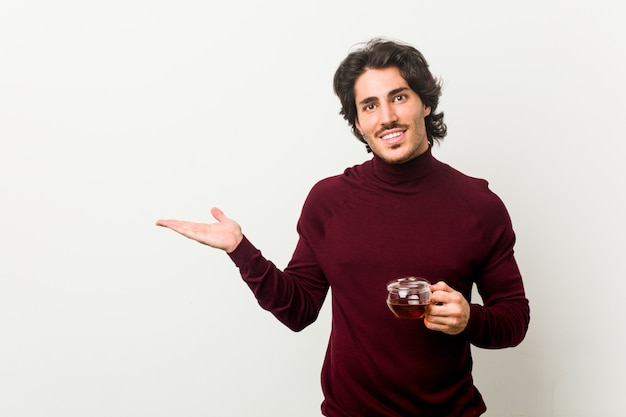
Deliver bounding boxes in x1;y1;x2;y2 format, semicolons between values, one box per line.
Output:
156;38;530;416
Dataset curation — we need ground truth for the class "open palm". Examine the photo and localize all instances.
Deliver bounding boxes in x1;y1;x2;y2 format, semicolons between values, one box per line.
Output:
156;207;243;253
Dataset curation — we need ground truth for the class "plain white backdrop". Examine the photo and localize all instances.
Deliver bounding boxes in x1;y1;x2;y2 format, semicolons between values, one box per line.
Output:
1;1;625;416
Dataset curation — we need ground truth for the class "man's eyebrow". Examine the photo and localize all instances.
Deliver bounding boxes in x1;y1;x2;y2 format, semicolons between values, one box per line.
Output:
357;87;411;106
358;96;378;107
388;87;410;97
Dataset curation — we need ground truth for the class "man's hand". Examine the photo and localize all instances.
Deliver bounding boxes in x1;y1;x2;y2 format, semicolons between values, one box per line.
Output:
424;281;470;335
156;207;243;253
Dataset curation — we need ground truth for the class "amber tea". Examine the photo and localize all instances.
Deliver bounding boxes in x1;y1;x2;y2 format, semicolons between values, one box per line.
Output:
387;301;429;319
386;277;431;320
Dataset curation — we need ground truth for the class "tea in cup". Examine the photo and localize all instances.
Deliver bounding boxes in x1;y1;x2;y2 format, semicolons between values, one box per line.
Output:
386;277;431;319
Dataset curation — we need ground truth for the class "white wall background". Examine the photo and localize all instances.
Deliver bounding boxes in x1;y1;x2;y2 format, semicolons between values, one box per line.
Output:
1;1;624;416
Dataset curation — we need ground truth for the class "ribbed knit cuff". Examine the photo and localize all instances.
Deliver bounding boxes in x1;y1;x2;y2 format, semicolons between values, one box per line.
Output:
226;235;258;267
462;303;484;342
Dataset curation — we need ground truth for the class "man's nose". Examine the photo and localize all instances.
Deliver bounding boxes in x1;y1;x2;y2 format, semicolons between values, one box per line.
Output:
379;103;398;125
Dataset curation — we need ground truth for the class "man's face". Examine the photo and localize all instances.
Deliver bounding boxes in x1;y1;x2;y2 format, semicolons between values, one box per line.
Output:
354;67;431;164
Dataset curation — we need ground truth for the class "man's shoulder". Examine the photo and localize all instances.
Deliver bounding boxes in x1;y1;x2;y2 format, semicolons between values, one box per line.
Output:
439;162;490;191
434;161;507;210
310;160;371;192
300;161;371;218
427;154;478;184
307;173;345;200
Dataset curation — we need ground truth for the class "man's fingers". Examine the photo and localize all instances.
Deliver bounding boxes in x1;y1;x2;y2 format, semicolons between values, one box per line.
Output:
430;281;452;293
210;207;227;222
156;219;195;237
155;219;179;228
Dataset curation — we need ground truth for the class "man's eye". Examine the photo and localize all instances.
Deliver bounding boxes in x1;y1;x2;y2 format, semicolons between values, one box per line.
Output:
394;94;407;102
364;104;376;111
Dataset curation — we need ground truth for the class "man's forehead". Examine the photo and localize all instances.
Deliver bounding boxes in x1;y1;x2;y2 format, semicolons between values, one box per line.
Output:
354;68;411;101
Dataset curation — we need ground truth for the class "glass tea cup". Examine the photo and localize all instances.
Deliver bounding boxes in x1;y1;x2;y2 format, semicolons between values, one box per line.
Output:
386;277;431;319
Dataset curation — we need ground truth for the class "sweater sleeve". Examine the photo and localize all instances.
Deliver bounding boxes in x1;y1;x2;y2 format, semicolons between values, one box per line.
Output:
462;194;530;349
227;235;330;332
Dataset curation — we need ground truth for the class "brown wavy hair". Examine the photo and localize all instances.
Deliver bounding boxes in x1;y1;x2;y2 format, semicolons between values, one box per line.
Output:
333;38;447;152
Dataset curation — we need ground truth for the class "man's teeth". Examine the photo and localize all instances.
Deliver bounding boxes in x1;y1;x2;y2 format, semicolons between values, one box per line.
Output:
382;131;402;140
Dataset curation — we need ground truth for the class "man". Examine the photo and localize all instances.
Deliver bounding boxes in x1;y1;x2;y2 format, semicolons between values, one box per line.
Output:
156;38;530;416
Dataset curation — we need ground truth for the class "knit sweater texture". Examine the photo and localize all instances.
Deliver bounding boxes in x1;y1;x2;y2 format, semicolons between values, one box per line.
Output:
228;147;530;416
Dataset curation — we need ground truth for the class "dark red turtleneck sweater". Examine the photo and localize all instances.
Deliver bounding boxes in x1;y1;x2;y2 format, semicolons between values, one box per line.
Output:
228;147;530;416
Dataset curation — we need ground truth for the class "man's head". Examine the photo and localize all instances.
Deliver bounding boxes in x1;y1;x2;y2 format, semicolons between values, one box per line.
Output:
333;38;446;157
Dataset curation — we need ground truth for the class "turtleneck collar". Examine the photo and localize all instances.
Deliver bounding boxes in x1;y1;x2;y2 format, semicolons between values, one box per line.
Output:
371;146;437;185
